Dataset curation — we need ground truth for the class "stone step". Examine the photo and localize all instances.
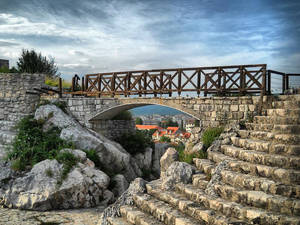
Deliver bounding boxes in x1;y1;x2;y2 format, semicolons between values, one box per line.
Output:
192;173;209;189
0;120;16;132
231;136;300;156
266;109;300;117
254;115;300;125
176;183;300;225
208;151;300;185
220;170;300;199
245;123;273;132
220;145;300;170
146;181;248;225
214;183;300;216
107;216;132;225
193;158;215;175
247;123;300;134
238;130;300;144
276;94;300;101
120;205;164;225
0;131;16;145
133;193;203;225
271;100;300;109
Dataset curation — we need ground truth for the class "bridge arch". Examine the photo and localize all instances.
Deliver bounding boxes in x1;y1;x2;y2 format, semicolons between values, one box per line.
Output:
88;101;200;121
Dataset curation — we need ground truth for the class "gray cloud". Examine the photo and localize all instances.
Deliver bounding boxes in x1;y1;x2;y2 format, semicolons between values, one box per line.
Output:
0;0;299;81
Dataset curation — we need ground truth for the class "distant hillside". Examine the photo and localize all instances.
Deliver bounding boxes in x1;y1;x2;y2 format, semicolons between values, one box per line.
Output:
130;105;183;116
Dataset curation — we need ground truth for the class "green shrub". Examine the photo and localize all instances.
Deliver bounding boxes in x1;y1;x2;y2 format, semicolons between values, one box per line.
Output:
174;142;207;164
52;101;67;113
201;127;224;151
45;168;54;177
112;111;132;120
6;116;73;171
56;151;78;185
0;66;10;73
160;136;171;143
45;76;72;88
83;149;101;168
114;130;154;155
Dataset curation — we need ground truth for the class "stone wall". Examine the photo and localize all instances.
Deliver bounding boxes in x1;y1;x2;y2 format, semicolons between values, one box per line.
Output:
61;97;120;128
0;73;45;159
57;95;273;138
0;73;45;122
91;120;135;139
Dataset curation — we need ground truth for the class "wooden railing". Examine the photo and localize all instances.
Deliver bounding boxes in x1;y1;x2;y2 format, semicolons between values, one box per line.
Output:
267;70;300;94
69;64;267;97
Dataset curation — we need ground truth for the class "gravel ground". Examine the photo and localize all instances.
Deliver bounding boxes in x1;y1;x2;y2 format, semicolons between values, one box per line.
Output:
0;206;105;225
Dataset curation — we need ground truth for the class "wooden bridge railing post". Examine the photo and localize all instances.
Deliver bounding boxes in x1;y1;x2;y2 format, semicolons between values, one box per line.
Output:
111;73;115;97
154;75;157;97
204;73;208;97
178;69;182;96
285;74;289;91
85;75;89;93
98;75;101;98
197;69;201;97
267;70;271;95
58;77;62;98
160;71;163;97
168;74;172;97
282;74;286;94
240;66;245;95
217;67;222;95
144;72;147;96
127;72;131;97
81;77;85;92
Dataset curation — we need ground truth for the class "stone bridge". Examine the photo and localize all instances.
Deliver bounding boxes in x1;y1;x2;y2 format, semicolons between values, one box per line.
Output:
62;95;268;137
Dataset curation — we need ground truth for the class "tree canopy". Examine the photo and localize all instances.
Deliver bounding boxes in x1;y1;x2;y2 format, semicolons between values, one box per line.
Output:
17;49;59;77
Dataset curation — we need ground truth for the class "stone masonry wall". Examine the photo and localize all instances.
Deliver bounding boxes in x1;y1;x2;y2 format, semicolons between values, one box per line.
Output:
91;120;135;139
61;97;120;128
0;73;45;122
0;73;45;159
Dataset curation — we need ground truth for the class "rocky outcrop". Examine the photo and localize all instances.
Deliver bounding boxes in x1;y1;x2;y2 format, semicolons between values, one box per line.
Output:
0;150;111;211
106;95;300;225
34;104;140;183
99;178;147;225
161;161;195;191
159;147;178;177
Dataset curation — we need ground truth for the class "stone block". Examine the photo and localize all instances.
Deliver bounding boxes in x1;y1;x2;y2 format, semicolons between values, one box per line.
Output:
230;105;239;112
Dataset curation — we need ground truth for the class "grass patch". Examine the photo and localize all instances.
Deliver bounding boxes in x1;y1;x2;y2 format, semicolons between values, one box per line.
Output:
174;142;207;164
201;127;224;151
45;76;72;89
83;149;101;168
6;116;78;184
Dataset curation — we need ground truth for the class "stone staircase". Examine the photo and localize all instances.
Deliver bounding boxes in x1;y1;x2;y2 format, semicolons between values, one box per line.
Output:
107;95;300;225
0;120;17;159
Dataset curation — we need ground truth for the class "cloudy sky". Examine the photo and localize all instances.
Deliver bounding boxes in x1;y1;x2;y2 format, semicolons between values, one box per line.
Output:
0;0;299;82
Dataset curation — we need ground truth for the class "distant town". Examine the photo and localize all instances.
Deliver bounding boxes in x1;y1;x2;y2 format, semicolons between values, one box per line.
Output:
133;113;198;143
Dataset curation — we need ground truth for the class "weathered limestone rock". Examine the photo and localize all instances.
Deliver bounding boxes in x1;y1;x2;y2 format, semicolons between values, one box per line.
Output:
160;147;179;178
111;174;129;198
0;149;111;211
161;161;195;191
134;147;153;171
151;143;169;176
34;104;140;183
185;141;204;154
99;178;147;225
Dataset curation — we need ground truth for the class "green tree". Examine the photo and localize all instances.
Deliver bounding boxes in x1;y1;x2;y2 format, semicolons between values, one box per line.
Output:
135;117;143;125
17;49;59;77
0;66;10;73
